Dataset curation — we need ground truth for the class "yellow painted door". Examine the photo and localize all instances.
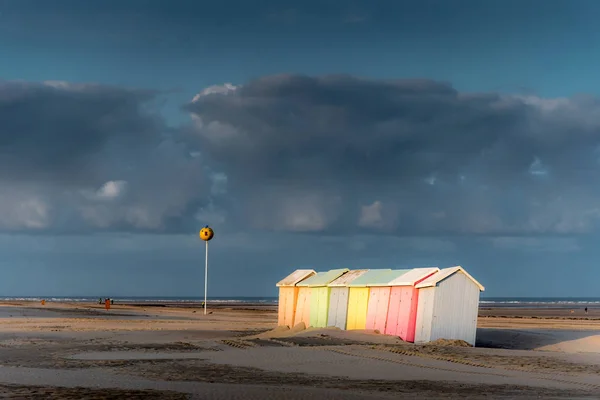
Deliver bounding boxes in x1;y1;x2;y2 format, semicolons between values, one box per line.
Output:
354;288;369;330
347;288;369;330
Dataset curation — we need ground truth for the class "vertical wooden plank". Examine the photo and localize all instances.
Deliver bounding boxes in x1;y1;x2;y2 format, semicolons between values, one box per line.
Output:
293;288;304;327
373;287;391;333
355;288;369;330
337;288;349;329
385;287;401;336
319;287;330;327
414;287;435;343
311;287;327;328
346;288;359;330
294;287;312;327
278;287;286;326
282;288;290;327
288;287;299;327
303;288;312;326
310;287;320;328
328;287;339;328
397;287;413;340
365;288;379;330
405;287;419;342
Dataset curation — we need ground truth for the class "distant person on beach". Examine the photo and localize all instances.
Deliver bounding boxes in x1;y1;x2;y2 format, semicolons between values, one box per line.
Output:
585;307;588;314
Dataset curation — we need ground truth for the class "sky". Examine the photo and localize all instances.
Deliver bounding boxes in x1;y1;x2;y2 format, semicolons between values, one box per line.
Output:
2;0;600;298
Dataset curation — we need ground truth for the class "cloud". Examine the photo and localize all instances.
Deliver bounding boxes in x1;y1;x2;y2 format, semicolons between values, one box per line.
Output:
186;74;600;236
0;80;209;233
0;186;51;230
358;201;398;231
96;180;128;199
6;74;600;239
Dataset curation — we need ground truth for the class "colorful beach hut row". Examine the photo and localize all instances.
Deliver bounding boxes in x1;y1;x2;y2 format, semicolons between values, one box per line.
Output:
276;266;484;346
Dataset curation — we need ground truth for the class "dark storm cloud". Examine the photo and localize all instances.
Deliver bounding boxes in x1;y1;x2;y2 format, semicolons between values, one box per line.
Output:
186;74;600;235
5;75;600;237
186;75;530;181
0;80;210;232
0;80;160;183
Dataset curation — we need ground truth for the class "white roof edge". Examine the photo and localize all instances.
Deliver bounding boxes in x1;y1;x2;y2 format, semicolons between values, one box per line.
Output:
387;267;441;286
296;268;350;287
275;269;317;287
415;266;485;291
327;270;370;287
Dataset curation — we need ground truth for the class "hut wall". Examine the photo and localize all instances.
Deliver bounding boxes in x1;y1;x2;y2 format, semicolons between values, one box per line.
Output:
310;287;331;328
278;288;286;326
276;269;316;327
365;287;392;333
346;287;369;330
414;287;435;344
385;286;420;341
327;287;350;329
429;272;480;346
293;287;312;327
277;287;299;327
414;272;481;346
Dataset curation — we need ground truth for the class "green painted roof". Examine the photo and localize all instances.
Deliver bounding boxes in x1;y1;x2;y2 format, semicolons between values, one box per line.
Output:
347;269;393;287
367;269;413;286
296;268;349;287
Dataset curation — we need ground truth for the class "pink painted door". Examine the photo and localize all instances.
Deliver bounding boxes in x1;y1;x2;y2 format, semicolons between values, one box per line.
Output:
385;287;403;336
396;288;414;340
404;287;419;342
365;288;379;330
366;288;391;333
374;287;391;333
385;287;417;341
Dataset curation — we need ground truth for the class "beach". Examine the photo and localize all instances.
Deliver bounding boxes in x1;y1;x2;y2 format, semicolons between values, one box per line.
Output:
0;301;600;399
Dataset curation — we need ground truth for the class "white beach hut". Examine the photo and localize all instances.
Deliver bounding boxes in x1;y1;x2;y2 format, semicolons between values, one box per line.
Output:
414;266;485;346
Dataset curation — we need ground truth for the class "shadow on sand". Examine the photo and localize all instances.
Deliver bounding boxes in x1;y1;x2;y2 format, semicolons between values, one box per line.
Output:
476;327;600;352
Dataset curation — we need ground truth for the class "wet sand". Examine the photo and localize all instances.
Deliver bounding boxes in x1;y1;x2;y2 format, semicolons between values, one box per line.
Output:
1;301;600;399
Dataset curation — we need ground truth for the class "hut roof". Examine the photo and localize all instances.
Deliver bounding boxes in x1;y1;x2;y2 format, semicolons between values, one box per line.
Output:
276;269;317;287
387;267;440;286
327;269;369;287
415;266;485;291
296;268;349;287
347;269;392;287
367;269;414;287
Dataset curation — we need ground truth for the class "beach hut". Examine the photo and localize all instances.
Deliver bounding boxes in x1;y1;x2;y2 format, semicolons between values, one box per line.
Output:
326;269;369;330
276;269;316;327
384;267;439;342
346;269;392;330
414;266;485;346
365;269;412;333
294;269;349;328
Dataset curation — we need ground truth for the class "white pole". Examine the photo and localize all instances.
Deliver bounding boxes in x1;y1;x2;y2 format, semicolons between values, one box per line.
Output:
204;240;208;315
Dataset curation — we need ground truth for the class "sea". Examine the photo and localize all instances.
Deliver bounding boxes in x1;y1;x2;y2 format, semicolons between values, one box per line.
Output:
480;297;600;309
0;296;278;305
0;296;599;308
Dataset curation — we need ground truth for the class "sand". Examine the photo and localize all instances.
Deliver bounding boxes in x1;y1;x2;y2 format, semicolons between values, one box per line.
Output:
0;302;600;399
